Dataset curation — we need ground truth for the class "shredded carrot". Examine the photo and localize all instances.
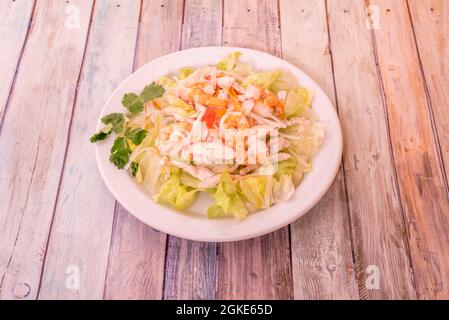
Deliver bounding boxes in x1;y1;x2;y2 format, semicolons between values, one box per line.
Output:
152;100;161;110
206;97;228;107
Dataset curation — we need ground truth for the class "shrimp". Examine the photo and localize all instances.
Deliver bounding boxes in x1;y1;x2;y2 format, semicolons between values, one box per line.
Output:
245;85;261;100
217;76;234;88
155;123;190;156
252;103;286;127
242;99;255;114
219;111;250;148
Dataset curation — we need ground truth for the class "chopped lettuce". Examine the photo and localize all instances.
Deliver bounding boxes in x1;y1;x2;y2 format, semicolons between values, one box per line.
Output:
158;76;177;89
179;67;195;79
180;171;201;188
208;172;248;219
166;95;196;116
207;205;228;219
270;70;299;93
133;148;164;190
238;176;272;209
283;120;325;158
284;87;314;119
154;170;198;210
243;70;281;91
216;51;250;74
143;113;163;148
274;157;296;180
272;175;295;204
243;69;299;94
217;52;242;71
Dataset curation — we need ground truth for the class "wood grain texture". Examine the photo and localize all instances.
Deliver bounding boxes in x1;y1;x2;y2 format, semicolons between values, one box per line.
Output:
104;0;184;300
38;0;141;300
163;0;222;300
327;0;416;299
0;0;94;299
370;0;449;299
0;0;35;126
280;0;358;300
408;1;449;192
217;0;293;300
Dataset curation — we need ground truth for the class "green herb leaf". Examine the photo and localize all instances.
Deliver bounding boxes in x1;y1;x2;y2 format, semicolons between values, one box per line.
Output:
139;82;165;102
131;162;139;176
122;93;144;114
125;127;148;146
121;83;165;114
89;123;113;143
90;131;110;143
109;137;131;169
101;113;125;133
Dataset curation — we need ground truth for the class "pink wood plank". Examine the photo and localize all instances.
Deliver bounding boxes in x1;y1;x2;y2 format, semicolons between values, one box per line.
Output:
0;0;94;299
0;0;35;126
327;0;416;299
408;1;449;195
103;0;184;300
163;0;222;300
217;0;293;300
370;0;449;299
38;0;141;299
280;0;358;300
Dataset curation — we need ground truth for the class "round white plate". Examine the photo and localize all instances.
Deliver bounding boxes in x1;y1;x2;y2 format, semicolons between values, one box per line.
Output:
95;46;343;242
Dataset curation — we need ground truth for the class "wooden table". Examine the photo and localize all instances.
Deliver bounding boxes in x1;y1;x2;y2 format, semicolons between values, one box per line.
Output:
0;0;448;300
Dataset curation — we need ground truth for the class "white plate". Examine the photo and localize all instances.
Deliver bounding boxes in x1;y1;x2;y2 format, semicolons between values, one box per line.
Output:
95;46;343;242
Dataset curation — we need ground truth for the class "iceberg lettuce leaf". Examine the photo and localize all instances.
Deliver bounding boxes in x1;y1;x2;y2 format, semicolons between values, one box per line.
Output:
217;52;242;71
243;70;281;91
208;172;248;220
238;176;272;209
272;175;295;204
284;87;314;119
154;171;198;210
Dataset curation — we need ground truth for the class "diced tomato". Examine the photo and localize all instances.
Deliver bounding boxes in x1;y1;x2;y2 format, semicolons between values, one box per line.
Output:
201;109;217;129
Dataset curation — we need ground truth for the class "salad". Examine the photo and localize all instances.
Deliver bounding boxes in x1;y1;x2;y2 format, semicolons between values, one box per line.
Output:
91;52;325;219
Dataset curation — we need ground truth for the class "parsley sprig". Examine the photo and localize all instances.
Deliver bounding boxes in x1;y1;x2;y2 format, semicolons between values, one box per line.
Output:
89;82;165;169
122;82;165;114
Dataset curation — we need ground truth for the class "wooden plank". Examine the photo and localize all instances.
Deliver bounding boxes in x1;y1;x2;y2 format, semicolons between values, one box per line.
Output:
38;0;141;299
0;0;94;299
103;0;184;300
279;0;358;300
370;0;449;299
408;1;449;193
0;0;35;126
163;0;222;300
327;0;416;299
217;0;293;300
